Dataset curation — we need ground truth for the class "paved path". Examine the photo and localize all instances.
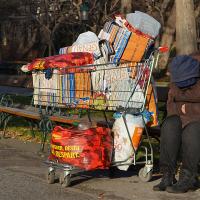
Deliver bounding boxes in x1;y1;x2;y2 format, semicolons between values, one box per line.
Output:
0;138;200;200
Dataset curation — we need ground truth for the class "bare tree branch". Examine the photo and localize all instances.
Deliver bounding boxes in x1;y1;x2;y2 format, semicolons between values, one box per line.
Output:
154;6;165;26
72;0;82;19
110;0;120;12
158;4;176;69
161;0;174;12
121;0;132;14
88;0;98;14
17;28;38;59
195;4;200;18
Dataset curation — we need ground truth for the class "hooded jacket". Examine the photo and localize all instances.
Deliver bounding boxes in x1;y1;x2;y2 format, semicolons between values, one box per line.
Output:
167;80;200;127
169;55;200;83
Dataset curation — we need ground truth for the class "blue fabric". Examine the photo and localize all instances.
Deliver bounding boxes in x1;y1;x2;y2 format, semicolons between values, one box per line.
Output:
44;68;53;80
69;73;75;103
169;55;200;83
175;77;197;88
113;29;131;63
113;112;122;119
142;110;153;123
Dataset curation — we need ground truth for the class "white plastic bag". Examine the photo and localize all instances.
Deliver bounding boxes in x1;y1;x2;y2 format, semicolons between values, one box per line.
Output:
126;11;161;38
112;114;145;171
109;79;144;110
73;31;99;45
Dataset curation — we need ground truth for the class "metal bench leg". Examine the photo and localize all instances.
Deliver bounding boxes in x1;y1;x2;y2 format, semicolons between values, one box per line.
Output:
0;113;4;128
41;130;48;152
27;119;36;138
87;109;92;122
39;117;53;153
0;113;8;128
0;113;3;139
78;109;83;118
3;114;13;138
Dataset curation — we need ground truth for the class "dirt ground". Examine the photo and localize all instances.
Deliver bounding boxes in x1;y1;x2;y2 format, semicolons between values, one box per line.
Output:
0;136;200;200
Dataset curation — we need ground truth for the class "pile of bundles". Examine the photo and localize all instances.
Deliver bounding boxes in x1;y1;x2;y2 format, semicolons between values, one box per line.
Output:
22;11;160;113
25;12;162;171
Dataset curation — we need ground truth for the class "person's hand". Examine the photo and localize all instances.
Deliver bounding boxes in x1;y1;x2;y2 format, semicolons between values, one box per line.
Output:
181;104;186;114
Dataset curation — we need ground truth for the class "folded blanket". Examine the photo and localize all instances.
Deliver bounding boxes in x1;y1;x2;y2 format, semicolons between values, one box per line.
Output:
32;70;59;106
74;72;91;108
98;21;119;43
21;52;94;72
112;28;131;63
146;83;159;127
98;21;131;63
121;32;150;62
59;42;102;59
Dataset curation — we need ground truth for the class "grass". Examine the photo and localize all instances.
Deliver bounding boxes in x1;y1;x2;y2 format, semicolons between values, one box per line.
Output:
2;111;113;144
3;116;45;143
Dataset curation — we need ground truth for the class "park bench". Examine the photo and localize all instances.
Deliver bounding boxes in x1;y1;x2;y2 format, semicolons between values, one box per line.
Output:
0;82;169;152
0;93;81;152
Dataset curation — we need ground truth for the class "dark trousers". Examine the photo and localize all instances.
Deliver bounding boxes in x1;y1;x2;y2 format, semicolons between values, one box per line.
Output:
159;115;200;175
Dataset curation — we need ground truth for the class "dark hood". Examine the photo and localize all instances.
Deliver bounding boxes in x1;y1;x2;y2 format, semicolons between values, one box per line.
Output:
169;55;200;83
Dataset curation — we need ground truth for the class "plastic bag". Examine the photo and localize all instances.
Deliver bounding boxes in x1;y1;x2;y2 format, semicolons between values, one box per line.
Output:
126;11;161;38
73;31;99;45
49;126;112;171
112;114;145;171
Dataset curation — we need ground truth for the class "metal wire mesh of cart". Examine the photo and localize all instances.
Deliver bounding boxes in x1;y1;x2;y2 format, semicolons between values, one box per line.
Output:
32;54;156;113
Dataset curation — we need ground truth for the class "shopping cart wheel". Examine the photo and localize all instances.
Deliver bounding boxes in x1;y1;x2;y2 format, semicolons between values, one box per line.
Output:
46;170;55;184
138;167;152;182
59;173;71;187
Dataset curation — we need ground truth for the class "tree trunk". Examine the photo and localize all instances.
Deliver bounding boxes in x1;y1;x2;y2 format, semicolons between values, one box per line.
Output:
176;0;197;55
121;0;132;14
158;4;176;70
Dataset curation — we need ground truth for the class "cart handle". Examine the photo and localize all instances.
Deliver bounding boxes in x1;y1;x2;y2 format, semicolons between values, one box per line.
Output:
158;46;169;53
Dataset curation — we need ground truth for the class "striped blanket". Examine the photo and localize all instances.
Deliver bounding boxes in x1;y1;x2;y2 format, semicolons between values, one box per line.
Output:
32;71;92;108
98;21;131;63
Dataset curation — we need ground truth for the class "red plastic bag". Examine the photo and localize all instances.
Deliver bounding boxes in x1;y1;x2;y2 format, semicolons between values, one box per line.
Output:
48;126;113;170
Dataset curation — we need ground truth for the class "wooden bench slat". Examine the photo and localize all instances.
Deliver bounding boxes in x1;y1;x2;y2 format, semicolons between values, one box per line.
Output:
50;116;79;124
0;106;40;120
0;106;79;124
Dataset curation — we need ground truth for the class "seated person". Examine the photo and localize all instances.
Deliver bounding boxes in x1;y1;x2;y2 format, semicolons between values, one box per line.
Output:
153;53;200;193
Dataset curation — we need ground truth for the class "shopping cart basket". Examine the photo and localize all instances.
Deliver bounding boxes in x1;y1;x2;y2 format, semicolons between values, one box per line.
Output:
31;47;166;186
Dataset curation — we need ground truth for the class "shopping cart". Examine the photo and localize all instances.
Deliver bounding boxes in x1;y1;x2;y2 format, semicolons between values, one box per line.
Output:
31;47;166;186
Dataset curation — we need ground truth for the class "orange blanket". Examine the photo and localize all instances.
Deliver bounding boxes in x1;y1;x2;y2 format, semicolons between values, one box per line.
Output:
74;72;92;108
121;32;149;62
146;84;159;127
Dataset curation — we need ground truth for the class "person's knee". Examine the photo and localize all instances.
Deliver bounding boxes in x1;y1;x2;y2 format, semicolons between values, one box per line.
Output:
182;122;200;144
161;115;182;131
